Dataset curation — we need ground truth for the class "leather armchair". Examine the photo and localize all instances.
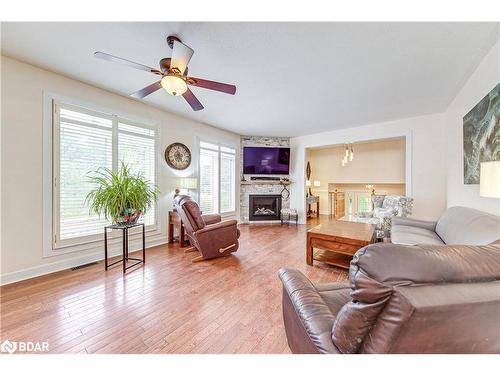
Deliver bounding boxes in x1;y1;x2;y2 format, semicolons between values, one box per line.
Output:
173;195;240;262
279;242;500;353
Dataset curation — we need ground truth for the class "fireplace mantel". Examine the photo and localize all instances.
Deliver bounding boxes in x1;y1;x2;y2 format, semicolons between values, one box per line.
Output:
241;180;291;186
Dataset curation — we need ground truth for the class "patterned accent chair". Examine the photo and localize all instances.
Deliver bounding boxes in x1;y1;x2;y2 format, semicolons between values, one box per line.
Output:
371;195;414;235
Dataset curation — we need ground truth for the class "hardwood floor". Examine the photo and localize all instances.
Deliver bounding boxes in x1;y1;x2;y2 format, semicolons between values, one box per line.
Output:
0;218;347;354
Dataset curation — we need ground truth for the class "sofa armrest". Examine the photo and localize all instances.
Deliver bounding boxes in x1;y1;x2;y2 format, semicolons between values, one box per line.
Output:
202;213;222;225
391;217;437;231
278;268;340;354
197;219;237;234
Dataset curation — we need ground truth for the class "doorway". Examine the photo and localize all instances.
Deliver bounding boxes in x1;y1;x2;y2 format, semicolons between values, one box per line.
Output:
305;136;408;222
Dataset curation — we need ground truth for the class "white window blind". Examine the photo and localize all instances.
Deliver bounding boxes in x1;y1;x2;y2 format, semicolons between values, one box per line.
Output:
199;141;236;215
199;147;219;214
57;106;113;242
118;122;156;226
53;102;157;249
220;150;236;213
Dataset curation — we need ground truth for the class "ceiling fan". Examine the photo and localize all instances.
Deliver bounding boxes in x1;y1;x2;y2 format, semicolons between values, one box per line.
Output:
94;35;236;111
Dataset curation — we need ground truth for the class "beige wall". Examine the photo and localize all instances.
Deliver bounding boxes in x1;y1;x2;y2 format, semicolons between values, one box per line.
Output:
0;56;240;284
308;138;405;184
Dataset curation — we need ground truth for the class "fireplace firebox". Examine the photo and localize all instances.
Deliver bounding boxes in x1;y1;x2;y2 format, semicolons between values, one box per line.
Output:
249;194;282;221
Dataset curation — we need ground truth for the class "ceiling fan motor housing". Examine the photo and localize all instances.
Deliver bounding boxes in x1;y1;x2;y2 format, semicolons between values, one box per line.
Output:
159;57;188;76
159;58;171;74
167;35;182;49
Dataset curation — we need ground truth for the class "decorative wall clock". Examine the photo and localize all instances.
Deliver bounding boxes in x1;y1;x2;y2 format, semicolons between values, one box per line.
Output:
165;142;191;170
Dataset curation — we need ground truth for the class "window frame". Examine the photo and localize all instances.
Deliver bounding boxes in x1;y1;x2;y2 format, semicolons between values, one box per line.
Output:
52;99;159;250
198;139;237;216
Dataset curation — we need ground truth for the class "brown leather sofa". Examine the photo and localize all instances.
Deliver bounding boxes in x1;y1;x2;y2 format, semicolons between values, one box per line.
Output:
173;195;240;262
279;242;500;353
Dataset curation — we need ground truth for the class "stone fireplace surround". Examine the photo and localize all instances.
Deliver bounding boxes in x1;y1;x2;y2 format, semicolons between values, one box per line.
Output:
240;136;291;223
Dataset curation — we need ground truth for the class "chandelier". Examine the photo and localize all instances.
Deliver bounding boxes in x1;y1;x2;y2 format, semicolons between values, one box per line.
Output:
341;143;354;166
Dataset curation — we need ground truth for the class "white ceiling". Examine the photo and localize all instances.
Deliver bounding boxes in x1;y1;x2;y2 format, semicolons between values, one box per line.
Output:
1;22;499;137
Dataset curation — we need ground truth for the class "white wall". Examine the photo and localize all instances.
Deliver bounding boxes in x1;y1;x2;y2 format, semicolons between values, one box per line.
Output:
0;56;240;284
445;36;500;216
291;113;447;223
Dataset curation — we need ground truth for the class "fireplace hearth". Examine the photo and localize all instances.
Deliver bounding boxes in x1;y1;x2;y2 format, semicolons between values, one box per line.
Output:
249;194;282;221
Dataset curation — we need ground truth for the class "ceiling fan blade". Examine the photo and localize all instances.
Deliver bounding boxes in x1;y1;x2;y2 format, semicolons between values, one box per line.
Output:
171;40;194;75
186;77;236;95
94;51;162;75
182;88;204;111
130;81;162;99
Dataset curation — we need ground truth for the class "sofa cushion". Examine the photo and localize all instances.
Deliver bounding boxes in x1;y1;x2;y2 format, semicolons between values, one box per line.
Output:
316;283;352;314
392;217;437;231
391;225;445;245
202;213;221;225
435;206;500;245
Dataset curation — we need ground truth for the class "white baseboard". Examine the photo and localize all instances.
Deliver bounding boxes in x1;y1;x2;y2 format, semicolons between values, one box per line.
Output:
0;237;167;286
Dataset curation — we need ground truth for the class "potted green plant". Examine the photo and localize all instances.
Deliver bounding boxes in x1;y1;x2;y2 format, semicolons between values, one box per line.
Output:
86;162;159;226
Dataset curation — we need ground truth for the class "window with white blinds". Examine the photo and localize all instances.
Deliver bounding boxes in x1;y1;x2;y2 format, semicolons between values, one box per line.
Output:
118;122;156;226
53;102;157;248
199;141;236;215
199;147;219;214
220;151;236;213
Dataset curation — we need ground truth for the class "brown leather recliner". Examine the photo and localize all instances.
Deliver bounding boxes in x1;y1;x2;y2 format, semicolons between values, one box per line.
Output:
279;242;500;353
173;195;240;263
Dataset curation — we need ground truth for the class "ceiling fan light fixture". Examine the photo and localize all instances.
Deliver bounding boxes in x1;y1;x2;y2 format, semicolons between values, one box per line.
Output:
161;74;187;96
94;38;236;111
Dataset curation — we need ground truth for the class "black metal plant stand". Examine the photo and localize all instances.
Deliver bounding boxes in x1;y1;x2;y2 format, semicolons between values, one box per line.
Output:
104;223;145;273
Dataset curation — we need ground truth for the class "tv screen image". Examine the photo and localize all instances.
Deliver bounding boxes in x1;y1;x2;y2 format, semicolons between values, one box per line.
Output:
243;147;290;175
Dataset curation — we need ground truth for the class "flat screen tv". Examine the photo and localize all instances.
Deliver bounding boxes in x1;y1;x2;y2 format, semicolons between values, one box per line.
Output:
243;147;290;175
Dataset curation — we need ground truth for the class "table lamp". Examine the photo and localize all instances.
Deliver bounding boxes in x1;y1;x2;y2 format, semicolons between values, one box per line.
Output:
306;179;312;196
175;177;198;196
480;161;500;198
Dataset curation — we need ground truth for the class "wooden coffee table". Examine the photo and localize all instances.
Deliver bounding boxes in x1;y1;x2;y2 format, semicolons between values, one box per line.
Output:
306;221;376;269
